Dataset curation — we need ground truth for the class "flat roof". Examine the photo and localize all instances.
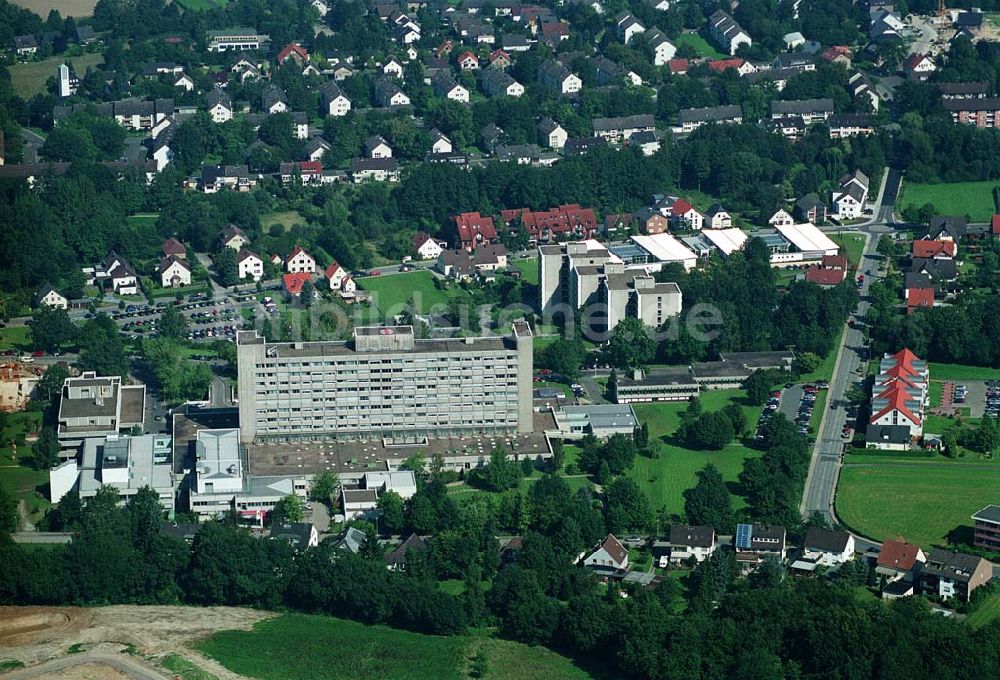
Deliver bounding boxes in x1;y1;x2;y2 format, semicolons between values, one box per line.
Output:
700;228;749;256
630;234;697;268
776;223;839;254
619;367;698;387
258;335;512;358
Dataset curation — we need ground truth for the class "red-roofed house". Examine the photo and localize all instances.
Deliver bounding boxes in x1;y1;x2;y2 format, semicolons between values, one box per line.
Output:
540;22;570;42
876;538;926;589
869;348;928;439
299;160;323;183
993;214;1000;236
906;286;935;312
870;383;923;434
903;53;935;80
707;58;754;76
805;259;847;286
413;232;445;260
581;534;629;573
500;204;598;244
666;59;689;75
454;212;498;250
489;49;512;70
325;262;349;290
457;51;479;70
282;272;314;297
277;43;310;66
821;45;852;66
912;239;955;259
665;198;703;230
161;237;187;259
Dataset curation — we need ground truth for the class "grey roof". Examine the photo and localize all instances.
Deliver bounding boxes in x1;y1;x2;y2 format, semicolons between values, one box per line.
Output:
936;81;989;96
592;114;655;133
829;113;874;128
910;258;957;281
927;215;968;239
271;522;314;547
803;527;851;553
972;504;1000;525
795;193;824;211
669;524;715;548
537;116;562;134
923;549;988;583
771;98;834;116
333;526;367;553
677;105;743;124
350;158;398;172
207;89;232;109
865;424;911;445
385;533;429;565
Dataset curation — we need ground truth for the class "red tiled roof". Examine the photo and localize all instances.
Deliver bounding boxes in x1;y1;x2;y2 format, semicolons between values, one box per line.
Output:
666;59;689;74
992;214;1000;235
458;51;478;63
904;53;930;71
891;348;922;373
277;43;309;63
454;212;498;247
877;538;922;571
708;58;744;72
821;46;852;61
595;534;628;565
162;237;186;257
671;199;694;216
490;49;511;62
805;266;846;286
870;384;922;426
912;239;955;258
324;262;342;279
288;245;312;261
541;22;569;37
299;161;322;174
282;272;313;295
907;287;934;311
500;204;598;240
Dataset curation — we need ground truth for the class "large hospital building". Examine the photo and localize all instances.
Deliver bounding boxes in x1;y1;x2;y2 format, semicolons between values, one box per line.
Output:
236;322;534;443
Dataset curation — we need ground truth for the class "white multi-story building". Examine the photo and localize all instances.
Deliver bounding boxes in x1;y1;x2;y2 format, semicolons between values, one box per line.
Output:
207;28;270;52
235;323;534;443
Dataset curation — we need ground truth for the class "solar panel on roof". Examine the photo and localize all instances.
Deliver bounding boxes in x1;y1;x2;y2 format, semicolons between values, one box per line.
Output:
735;523;753;550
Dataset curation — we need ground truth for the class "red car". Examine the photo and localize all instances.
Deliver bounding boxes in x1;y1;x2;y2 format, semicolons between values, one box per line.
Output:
369;270;382;276
31;350;45;357
771;390;781;398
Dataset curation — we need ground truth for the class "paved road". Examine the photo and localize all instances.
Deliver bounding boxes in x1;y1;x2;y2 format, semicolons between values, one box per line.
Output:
778;385;804;422
2;652;172;680
799;167;902;553
11;532;73;544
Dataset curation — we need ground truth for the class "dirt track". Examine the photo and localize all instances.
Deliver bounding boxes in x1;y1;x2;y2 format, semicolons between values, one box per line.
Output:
0;606;276;678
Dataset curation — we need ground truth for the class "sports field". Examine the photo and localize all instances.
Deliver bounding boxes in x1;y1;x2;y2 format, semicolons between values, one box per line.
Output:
836;456;1000;548
195;613;596;680
358;270;470;318
630;389;763;514
10;52;103;99
899;181;999;223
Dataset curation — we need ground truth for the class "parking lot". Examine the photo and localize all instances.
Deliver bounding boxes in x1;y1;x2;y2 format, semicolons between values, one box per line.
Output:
757;382;830;441
940;380;993;418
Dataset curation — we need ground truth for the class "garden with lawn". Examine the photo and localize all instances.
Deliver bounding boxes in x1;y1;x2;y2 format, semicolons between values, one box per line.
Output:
0;326;32;353
0;411;48;525
836;454;1000;549
629;388;764;515
899;180;999;223
195;613;598;680
676;32;726;59
829;233;866;270
514;257;539;285
358;271;471;318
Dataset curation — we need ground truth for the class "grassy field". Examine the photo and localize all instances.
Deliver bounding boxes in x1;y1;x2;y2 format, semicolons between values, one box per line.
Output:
10;52;103;99
630;389;762;514
836;457;1000;548
899;181;999;223
160;654;218;680
829;233;866;270
967;591;1000;629
12;0;98;16
358;271;470;318
676;32;726;59
175;0;229;9
928;362;1000;381
0;326;32;353
260;211;306;233
195;614;596;680
0;412;49;525
447;474;594;504
514;257;538;285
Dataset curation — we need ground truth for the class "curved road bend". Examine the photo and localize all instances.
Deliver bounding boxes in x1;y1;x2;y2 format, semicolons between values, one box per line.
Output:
2;652;172;680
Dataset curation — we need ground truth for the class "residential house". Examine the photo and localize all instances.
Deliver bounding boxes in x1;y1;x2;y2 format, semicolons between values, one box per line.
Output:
540;21;571;45
792;528;855;572
501;204;598;243
454;211;498;249
489;49;513;70
429;129;453;154
304;137;331;162
198;164;255;192
538;117;567;148
869;9;904;42
538;60;582;95
457;50;480;70
614;12;646;44
173;73;195;91
926;216;969;241
237;249;264;281
480;69;524;97
433;72;470;102
374;78;411;107
158;255;191;288
592;114;655;143
100;253;139;295
261;85;288;114
829;113;875;139
912;239;956;260
655;195;704;230
805;254;848;286
319;80;351;117
35;285;68;310
865;424;912;451
286;246;317;274
282;272;315;298
220;224;249;251
971;505;1000;552
667;525;716;564
876;538;925;597
773;52;816;72
207;28;270;52
673;105;743;133
630;130;662;156
581;534;629;574
771;98;834;125
704;204;732;229
869;348;928;438
708;58;756;76
382;58;404;78
644;28;676;66
821;45;853;67
783;31;805;50
277;42;309;66
207;89;233;123
636;207;669;234
364;135;393;159
903;53;936;80
708;10;752;55
413;232;446;260
936;81;989;99
769;208;795;227
271;522;319;550
385;533;429;571
766;115;807;141
734;523;786;571
666;58;689;75
794;194;826;224
919;549;992;602
909;257;958;283
437;245;508;279
13;34;39;58
162;236;187;260
830;170;870;219
349;158;400;182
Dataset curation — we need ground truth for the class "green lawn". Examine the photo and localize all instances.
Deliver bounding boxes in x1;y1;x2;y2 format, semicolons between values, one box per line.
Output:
675;32;726;60
928;362;1000;381
447;474;594;504
0;326;32;352
358;271;470;318
929;381;943;408
899;181;999;223
175;0;229;9
534;380;571;396
829;233;866;270
629;389;763;514
836;458;1000;549
10;52;104;98
514;257;538;285
0;412;49;524
967;591;1000;629
260;211;306;233
195;614;595;680
160;654;219;680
